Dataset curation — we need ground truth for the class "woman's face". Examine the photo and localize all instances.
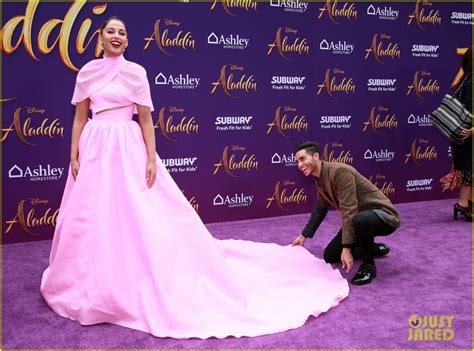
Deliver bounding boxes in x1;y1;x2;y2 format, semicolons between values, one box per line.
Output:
100;20;128;58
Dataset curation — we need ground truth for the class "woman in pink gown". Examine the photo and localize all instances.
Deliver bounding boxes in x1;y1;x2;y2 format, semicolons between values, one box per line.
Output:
40;16;349;339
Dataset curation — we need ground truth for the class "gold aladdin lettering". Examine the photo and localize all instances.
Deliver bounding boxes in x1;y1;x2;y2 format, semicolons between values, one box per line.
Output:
0;0;107;72
143;19;195;56
213;145;258;177
317;69;355;98
210;0;257;16
155;107;199;142
4;199;59;236
266;107;308;137
266;181;307;210
407;71;440;99
362;107;398;135
364;34;401;64
1;107;64;146
317;0;357;24
408;0;442;30
368;175;396;197
404;139;438;165
267;28;309;60
211;65;257;98
323;143;353;164
188;196;199;213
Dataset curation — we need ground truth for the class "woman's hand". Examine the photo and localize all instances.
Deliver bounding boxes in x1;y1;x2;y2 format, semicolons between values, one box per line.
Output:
292;234;306;246
136;105;158;189
71;159;80;180
146;160;156;188
460;127;474;140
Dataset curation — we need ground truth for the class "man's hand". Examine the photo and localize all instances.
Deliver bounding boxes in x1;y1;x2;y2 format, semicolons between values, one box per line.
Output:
341;248;354;273
292;234;306;246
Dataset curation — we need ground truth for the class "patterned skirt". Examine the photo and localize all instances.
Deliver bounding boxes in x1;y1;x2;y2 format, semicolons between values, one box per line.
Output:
440;164;472;191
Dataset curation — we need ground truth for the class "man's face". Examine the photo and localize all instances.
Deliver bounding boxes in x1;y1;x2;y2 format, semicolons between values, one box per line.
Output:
295;149;318;176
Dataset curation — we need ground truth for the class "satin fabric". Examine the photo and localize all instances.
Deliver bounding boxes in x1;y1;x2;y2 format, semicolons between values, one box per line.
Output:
71;55;154;113
41;56;349;339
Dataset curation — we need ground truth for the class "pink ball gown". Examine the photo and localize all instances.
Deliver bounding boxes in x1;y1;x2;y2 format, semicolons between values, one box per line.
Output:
40;55;349;339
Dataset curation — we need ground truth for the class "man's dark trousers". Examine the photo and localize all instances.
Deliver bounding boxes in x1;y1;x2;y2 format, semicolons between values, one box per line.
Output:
323;210;396;265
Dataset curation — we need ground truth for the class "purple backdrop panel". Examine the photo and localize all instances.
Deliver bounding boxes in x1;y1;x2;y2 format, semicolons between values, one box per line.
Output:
2;0;472;243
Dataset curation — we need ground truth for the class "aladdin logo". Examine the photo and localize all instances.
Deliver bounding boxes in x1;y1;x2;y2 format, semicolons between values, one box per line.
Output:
406;178;434;192
317;0;357;24
267;27;310;60
451;12;473;25
143;19;195;56
412;44;439;58
271;76;306;91
207;32;250;50
155;72;200;90
210;0;258;16
4;198;59;236
187;196;199;212
408;314;454;341
407;70;440;99
364;33;401;63
211;64;257;98
404;139;438;166
408;0;442;30
319;39;354;55
362;106;398;135
408;113;433;127
181;189;199;213
320;115;351;129
0;1;108;71
367;78;397;92
367;5;399;21
267;106;308;138
1;107;64;146
323;142;353;164
316;68;356;99
270;0;308;13
266;180;307;211
213;145;258;177
9;164;64;182
368;174;396;197
215;116;253;131
271;153;296;167
155;107;199;142
213;193;254;208
162;157;198;173
364;148;396;162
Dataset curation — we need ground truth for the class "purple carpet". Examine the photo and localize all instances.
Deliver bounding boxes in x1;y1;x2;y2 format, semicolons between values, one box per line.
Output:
2;199;472;349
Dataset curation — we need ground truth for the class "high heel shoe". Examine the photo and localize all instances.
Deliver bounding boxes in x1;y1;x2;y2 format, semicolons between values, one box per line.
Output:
454;203;472;222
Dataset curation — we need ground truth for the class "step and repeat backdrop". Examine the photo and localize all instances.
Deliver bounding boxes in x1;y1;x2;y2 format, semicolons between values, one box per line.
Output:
2;0;472;244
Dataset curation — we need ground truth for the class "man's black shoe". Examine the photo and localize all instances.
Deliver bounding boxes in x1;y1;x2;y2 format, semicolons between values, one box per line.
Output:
373;243;390;257
351;263;377;285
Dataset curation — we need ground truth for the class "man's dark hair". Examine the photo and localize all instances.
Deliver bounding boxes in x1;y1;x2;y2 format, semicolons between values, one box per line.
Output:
294;141;320;155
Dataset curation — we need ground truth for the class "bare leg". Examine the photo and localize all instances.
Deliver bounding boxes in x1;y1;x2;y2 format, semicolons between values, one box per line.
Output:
458;184;471;207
